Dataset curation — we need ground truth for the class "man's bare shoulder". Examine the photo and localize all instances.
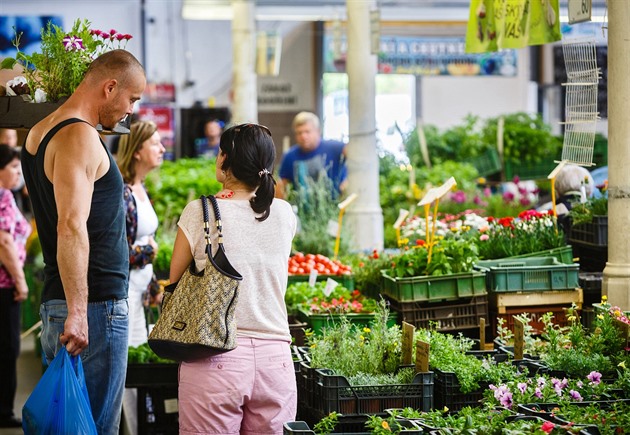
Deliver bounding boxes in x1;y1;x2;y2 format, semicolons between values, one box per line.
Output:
26;114;99;157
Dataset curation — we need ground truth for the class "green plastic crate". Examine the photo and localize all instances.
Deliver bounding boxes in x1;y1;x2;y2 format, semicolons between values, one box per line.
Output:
475;257;579;293
504;160;557;181
380;270;487;302
471;148;501;177
297;308;397;335
507;245;574;265
288;274;354;290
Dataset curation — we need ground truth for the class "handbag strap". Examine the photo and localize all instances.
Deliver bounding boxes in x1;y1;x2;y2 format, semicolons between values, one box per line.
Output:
201;195;224;250
199;195;243;280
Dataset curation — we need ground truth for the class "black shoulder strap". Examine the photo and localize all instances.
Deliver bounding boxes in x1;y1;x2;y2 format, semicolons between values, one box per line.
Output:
40;118;92;149
200;195;242;280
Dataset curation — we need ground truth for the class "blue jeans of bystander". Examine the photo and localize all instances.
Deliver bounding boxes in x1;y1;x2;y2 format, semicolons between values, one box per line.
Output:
40;299;129;435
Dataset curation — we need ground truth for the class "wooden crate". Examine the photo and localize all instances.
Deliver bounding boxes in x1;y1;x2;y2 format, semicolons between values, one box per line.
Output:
489;288;583;314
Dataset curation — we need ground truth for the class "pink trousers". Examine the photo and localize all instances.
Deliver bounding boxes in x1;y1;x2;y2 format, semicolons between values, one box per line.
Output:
178;337;297;434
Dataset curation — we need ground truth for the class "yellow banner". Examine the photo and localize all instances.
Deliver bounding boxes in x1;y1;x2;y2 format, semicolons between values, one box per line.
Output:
466;0;561;53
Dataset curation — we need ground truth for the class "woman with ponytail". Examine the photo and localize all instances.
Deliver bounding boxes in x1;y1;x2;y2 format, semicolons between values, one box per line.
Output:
170;123;298;434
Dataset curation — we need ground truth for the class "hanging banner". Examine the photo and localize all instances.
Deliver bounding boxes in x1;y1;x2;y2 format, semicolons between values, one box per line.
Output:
465;0;561;53
323;35;517;76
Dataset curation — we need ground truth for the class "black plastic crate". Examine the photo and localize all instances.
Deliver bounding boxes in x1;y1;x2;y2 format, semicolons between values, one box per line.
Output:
126;363;178;388
284;418;422;435
569;216;608;247
579;272;603;306
386;295;489;332
309;369;433;419
571;241;607;273
137;386;179;435
297;360;318;411
433;368;486;412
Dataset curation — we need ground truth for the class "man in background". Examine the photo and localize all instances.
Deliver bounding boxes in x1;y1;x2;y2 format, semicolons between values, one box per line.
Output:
277;111;346;199
195;118;224;158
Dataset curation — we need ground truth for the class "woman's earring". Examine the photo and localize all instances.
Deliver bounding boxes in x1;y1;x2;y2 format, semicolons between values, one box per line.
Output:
221;171;226;176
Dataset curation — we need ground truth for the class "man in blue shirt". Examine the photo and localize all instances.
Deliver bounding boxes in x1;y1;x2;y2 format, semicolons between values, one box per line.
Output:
277;111;347;198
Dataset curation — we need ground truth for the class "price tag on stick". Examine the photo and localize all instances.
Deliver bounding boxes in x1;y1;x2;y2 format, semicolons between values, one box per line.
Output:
479;318;486;350
402;322;415;365
514;318;525;360
415;340;430;373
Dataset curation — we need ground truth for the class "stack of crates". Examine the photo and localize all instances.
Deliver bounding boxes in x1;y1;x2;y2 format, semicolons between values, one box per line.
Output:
474;256;581;336
380;270;489;336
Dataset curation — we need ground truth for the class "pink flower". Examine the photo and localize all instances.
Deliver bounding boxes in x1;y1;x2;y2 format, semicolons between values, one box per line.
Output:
499;391;513;408
517;382;527;394
587;371;602;385
62;35;84;51
534;387;543;398
569;390;583;401
479;234;489;241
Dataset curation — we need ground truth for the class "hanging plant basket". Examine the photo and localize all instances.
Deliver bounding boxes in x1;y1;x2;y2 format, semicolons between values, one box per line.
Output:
0;95;130;134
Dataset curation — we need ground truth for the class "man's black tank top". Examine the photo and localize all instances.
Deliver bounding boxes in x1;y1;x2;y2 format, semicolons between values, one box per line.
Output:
21;118;128;302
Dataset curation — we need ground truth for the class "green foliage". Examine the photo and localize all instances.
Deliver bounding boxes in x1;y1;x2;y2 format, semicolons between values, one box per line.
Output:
481;112;562;165
568;196;608;225
127;343;174;364
1;18;132;102
286;175;349;257
386;237;479;278
349;251;393;296
307;300;405;385
539;305;626;378
144;157;221;274
313;412;340;435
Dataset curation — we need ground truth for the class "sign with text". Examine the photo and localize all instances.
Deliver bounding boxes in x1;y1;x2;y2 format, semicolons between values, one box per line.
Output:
323;33;518;77
465;0;561;53
568;0;592;24
137;105;175;161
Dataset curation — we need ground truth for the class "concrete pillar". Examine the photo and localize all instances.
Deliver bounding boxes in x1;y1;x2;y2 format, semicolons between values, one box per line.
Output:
344;0;383;252
231;0;258;123
603;0;630;311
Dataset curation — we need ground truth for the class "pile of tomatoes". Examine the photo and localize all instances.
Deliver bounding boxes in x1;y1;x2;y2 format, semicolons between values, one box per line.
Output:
288;252;352;276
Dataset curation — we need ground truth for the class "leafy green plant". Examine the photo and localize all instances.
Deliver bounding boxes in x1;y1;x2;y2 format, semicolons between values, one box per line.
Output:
386;236;479;278
1;18;132;102
539;305;626;378
286;174;349;257
307;300;406;385
284;281;376;317
313;412;340;435
482;112;562;165
568;196;608;225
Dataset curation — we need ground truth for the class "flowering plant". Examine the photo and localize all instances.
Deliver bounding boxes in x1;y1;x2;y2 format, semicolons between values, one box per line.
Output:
484;371;614;410
1;18;132;102
475;209;566;259
387;236;479;278
284;281;377;316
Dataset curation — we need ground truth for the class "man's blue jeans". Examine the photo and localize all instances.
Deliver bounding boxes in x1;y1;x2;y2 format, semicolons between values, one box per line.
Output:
40;299;129;435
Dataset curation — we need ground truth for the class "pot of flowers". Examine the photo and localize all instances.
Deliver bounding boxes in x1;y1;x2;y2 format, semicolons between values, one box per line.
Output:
0;18;132;133
381;237;486;303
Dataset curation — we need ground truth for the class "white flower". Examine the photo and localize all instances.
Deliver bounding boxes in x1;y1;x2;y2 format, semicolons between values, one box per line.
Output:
34;88;48;103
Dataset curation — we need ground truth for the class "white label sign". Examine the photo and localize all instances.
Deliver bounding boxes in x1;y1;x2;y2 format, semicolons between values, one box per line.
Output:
568;0;592;24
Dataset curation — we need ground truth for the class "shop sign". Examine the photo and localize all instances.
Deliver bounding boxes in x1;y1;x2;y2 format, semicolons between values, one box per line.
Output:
323;35;518;77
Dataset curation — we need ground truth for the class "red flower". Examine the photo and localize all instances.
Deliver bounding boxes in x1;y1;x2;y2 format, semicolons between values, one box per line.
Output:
541;421;555;433
416;239;426;246
371;249;379;259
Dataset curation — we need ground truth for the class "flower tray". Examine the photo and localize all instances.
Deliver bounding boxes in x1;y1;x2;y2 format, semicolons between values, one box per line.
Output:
296;308;397;335
471;147;502;177
283;418;422;435
309;368;434;419
474;257;579;293
490;302;577;336
381;270;487;302
288;273;355;290
571;241;606;272
125;362;179;388
578;272;603;306
506;245;574;265
504;159;557;181
289;315;308;347
386;294;489;332
569;216;608;247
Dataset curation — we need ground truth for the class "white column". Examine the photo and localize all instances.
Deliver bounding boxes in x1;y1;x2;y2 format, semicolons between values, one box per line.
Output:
231;0;258;123
344;0;383;252
603;0;630;310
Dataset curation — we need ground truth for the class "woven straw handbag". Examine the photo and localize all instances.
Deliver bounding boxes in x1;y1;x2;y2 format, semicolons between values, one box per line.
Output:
148;195;242;362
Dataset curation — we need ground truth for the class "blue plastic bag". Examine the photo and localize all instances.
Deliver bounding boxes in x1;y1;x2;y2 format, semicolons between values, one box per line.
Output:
22;347;97;435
